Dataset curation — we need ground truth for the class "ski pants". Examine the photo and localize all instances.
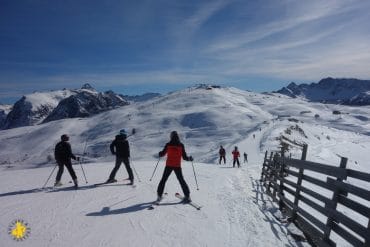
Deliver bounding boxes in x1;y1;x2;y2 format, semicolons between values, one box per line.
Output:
56;160;77;181
233;158;240;167
109;156;134;181
157;166;190;197
219;155;226;164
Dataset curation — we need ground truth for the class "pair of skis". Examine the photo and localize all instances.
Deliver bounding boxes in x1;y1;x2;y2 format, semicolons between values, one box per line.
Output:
148;193;202;210
94;179;136;188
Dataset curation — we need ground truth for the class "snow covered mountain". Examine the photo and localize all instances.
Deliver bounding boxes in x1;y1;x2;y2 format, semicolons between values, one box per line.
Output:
0;104;12;127
43;88;128;123
123;92;161;102
1;84;128;129
1;85;369;171
276;77;370;105
2;90;75;129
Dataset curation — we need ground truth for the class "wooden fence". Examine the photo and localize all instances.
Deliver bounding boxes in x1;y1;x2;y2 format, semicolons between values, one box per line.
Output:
260;145;370;246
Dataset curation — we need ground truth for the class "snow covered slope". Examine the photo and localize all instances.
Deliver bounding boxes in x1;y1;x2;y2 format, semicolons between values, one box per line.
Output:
276;77;370;105
0;160;309;247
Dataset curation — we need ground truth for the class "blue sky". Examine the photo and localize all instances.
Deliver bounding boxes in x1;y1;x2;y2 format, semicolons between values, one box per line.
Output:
1;0;370;104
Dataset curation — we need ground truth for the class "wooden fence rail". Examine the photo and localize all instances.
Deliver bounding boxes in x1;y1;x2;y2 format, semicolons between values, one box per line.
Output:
260;146;370;246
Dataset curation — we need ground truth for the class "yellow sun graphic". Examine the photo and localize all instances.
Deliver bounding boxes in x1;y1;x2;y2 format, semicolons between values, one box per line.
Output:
8;219;31;241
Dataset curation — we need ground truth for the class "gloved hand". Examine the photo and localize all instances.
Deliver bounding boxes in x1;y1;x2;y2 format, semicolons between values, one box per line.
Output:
76;156;80;161
188;156;193;162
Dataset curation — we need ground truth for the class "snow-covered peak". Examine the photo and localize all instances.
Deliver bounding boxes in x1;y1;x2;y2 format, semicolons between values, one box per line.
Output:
0;104;12;127
2;90;75;129
25;90;75;112
276;77;370;105
81;83;96;91
43;89;128;123
2;86;126;129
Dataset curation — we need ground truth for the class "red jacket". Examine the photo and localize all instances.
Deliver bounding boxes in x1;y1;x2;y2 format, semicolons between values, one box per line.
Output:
232;150;240;159
159;141;190;167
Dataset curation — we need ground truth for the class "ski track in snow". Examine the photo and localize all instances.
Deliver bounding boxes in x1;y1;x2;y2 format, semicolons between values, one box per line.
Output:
0;159;309;247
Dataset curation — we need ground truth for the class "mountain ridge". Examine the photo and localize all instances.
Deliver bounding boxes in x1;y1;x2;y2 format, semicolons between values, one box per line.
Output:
275;77;370;105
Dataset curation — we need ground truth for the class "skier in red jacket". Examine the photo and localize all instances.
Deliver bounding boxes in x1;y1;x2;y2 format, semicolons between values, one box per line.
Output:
232;146;240;168
157;131;193;203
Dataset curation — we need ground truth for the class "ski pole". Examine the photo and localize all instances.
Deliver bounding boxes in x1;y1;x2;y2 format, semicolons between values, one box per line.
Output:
42;164;58;188
149;157;161;181
79;140;88;183
191;161;199;190
130;158;141;182
79;159;88;184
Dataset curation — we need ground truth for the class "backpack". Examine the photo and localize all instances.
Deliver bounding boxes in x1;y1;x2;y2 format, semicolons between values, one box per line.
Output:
55;142;67;160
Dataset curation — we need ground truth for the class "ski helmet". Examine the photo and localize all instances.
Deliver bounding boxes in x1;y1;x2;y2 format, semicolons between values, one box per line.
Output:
119;129;127;136
61;134;69;141
170;131;179;142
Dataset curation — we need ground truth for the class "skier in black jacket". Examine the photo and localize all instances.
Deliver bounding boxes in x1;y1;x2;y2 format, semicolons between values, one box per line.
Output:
107;129;134;184
54;134;79;188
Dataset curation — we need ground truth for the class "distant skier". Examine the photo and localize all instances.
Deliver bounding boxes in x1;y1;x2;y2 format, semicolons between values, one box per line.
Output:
107;129;134;185
243;152;248;163
253;134;255;139
157;131;193;203
219;145;226;165
54;134;80;188
232;146;240;168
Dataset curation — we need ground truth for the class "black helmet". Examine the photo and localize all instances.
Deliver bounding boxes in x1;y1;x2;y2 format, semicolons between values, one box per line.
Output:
61;134;69;141
170;131;180;142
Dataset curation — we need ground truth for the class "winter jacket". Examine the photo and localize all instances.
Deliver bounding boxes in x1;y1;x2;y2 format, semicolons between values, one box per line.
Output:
219;148;226;156
159;140;190;167
232;150;240;159
55;141;77;161
110;135;130;158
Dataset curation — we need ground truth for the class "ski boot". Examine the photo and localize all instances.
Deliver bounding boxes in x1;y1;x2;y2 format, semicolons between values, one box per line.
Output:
182;196;192;204
73;179;78;189
106;178;117;184
54;180;63;187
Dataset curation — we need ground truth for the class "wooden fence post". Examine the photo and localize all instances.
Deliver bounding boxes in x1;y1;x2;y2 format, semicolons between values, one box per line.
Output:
291;145;308;220
322;157;348;244
260;151;268;182
278;154;286;210
265;152;274;191
301;144;308;161
366;220;370;246
272;154;279;201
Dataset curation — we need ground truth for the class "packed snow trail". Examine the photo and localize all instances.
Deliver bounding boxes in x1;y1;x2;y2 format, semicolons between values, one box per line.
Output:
0;158;308;247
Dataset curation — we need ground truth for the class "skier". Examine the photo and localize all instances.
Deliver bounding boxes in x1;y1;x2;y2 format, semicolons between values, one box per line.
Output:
157;131;193;203
54;134;80;188
232;146;240;168
107;129;134;185
218;145;226;165
253;134;255;139
243;152;248;163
